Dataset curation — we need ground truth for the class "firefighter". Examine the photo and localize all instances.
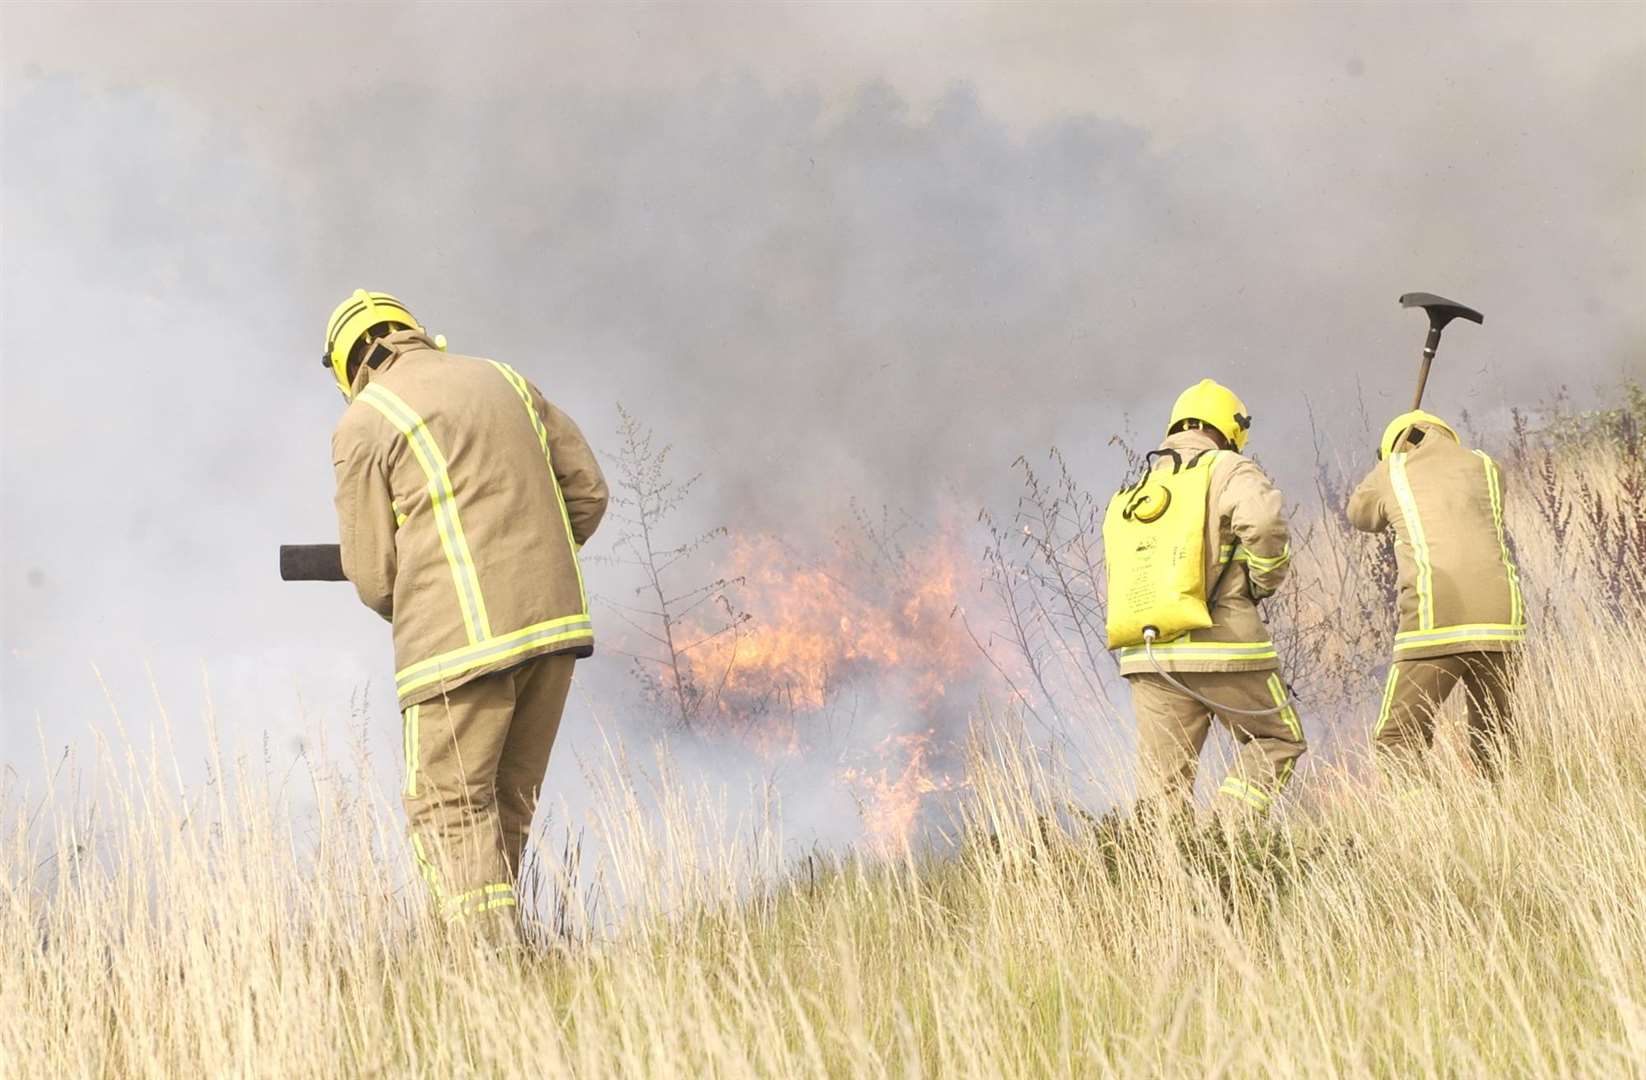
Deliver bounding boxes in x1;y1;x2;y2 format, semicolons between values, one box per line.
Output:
324;290;607;939
1114;379;1305;815
1348;411;1525;776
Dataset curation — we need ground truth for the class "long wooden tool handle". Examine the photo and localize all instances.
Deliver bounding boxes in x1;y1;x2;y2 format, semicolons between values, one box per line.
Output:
1411;325;1442;410
279;544;346;581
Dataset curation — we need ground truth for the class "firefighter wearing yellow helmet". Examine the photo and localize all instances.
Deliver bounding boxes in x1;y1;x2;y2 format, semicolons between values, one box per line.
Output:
1103;379;1305;817
324;290;608;940
1348;410;1524;776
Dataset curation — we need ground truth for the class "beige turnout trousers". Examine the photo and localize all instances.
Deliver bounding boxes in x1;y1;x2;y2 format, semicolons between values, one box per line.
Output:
1128;671;1306;814
401;652;576;933
1374;651;1516;776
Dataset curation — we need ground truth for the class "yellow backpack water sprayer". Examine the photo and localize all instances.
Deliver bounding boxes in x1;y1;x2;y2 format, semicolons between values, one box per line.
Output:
1104;447;1294;718
1103;448;1220;649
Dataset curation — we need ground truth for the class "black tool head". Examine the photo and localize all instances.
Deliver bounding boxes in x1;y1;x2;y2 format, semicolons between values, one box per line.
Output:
1399;292;1484;331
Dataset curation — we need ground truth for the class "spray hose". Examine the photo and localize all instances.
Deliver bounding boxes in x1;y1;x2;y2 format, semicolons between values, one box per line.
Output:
1142;627;1296;717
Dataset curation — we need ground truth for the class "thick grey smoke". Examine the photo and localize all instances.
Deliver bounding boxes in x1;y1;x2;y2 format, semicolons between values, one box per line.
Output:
3;6;1642;823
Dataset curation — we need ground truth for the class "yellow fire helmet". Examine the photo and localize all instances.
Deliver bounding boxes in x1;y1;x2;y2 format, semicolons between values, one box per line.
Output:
1379;410;1459;460
322;289;444;399
1167;378;1252;452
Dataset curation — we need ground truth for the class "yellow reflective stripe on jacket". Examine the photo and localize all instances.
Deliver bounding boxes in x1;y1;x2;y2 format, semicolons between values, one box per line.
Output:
395;613;594;698
1243;545;1291;574
1117;639;1278;663
1217;543;1289;572
402;704;420;798
1388;454;1435;630
1394;622;1525;652
358;384;493;644
1476;450;1524;628
486;360;590;612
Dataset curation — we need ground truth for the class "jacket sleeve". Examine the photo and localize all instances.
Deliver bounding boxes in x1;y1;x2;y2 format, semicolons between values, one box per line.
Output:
1223;457;1291;599
332;419;397;621
1346;463;1389;534
530;383;609;547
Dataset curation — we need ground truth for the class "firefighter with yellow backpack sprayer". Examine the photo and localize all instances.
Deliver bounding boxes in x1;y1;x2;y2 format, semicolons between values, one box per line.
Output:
1103;379;1305;817
1349;293;1524;778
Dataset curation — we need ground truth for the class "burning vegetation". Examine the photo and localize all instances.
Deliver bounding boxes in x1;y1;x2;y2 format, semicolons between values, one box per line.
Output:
598;408;983;852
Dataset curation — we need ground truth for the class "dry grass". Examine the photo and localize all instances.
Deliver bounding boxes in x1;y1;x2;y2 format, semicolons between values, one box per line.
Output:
5;407;1645;1078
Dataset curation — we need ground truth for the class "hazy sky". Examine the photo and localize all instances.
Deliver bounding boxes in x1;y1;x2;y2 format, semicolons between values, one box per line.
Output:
3;3;1642;807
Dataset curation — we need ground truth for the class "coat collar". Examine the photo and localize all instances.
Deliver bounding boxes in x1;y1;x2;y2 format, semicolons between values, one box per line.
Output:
349;329;440;397
1158;427;1224;457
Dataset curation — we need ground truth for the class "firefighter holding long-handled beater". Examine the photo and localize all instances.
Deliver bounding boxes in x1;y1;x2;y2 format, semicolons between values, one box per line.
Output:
1349;294;1525;777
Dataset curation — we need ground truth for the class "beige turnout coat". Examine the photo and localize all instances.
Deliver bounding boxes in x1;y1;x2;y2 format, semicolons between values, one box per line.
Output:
1347;422;1524;661
1116;429;1293;677
332;330;608;708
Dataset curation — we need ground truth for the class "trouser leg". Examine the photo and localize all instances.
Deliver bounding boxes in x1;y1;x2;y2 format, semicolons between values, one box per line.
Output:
1127;674;1212;811
1459;651;1516;778
1372;656;1464;768
493;654;576;879
402;669;520;934
1201;671;1307;814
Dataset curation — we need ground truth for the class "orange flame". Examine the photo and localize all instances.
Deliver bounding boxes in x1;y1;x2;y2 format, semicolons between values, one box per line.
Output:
684;531;976;724
670;525;979;852
838;729;963;856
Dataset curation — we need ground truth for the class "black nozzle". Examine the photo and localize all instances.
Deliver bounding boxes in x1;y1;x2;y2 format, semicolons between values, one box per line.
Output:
280;544;345;581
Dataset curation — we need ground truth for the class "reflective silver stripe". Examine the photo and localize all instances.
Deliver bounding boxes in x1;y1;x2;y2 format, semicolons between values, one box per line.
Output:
1394;623;1524;651
1118;641;1277;661
358;384;492;643
1388;454;1435;630
396;615;594;698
